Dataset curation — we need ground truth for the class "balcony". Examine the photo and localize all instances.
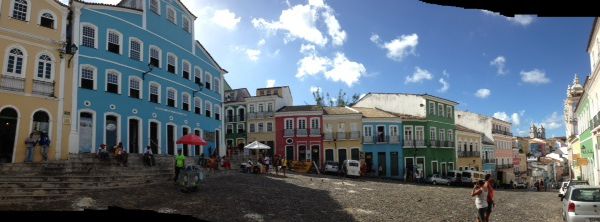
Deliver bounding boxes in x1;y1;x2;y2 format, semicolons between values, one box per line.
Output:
337;132;346;140
349;131;360;140
376;135;389;144
429;140;439;147
297;128;308;137
324;132;334;141
0;75;25;92
389;135;400;144
492;129;513;136
225;115;244;122
483;159;496;164
458;151;481;157
284;129;294;137
248;112;273;120
403;139;413;147
416;140;425;146
363;136;373;144
310;128;321;136
32;80;54;97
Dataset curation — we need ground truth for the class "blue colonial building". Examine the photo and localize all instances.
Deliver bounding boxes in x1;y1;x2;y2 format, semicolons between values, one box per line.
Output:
69;0;225;157
353;107;404;178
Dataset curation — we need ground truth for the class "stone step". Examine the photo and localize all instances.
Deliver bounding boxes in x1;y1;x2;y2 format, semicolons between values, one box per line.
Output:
0;173;173;183
12;168;174;176
0;176;171;195
0;177;171;189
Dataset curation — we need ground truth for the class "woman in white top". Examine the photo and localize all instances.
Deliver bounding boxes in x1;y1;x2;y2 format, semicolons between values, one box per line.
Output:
471;180;488;222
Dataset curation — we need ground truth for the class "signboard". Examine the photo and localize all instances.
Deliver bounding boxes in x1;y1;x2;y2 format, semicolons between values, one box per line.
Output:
63;112;71;125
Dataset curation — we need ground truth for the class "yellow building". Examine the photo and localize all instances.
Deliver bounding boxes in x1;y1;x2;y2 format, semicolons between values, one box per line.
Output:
323;107;363;162
455;124;483;171
0;0;70;163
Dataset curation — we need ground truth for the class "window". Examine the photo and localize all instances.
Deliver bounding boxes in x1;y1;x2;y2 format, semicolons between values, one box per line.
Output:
6;48;24;75
183;16;191;32
311;118;320;129
298;119;307;129
149;83;160;103
12;0;28;21
249;104;255;113
150;0;159;14
213;77;220;92
106;71;120;94
80;66;95;90
250;123;256;133
194;68;202;84
204;72;212;90
267;122;273;132
82;25;97;48
167;7;176;24
285;119;293;129
167;88;177;107
364;126;373;137
182;61;190;80
438;104;444;117
439;129;445;142
430;127;436;140
167;53;177;74
258;123;264;132
182;93;190;111
205;101;212;117
36;54;52;80
428;101;435;115
325;149;334;162
432;161;439;174
390;125;399;136
40;12;54;29
226;125;233;134
194;97;202;114
238;124;245;133
107;30;122;54
129;39;142;61
214;105;221;120
448;130;453;142
149;46;161;68
258;104;264;112
129;77;141;99
447;106;453;118
267;103;273;112
32;111;50;134
415;126;424;142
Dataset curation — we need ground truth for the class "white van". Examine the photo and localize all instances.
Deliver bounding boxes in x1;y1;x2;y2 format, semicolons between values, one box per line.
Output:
341;160;361;177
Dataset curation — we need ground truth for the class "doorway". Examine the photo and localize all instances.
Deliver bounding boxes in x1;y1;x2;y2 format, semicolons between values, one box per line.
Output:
194;130;201;156
365;152;373;174
298;145;307;161
183;127;189;156
167;125;175;155
79;112;93;153
377;126;385;142
105;115;118;149
150;122;159;154
405;158;414;182
128;119;140;153
311;145;320;166
378;152;387;176
338;148;347;163
0;108;18;163
285;145;294;161
441;163;447;177
391;152;399;177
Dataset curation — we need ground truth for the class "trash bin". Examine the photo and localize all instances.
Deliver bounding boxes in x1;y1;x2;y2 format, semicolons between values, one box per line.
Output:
177;165;204;193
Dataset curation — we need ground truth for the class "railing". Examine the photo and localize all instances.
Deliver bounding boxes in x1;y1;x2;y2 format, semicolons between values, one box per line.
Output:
416;140;425;146
247;112;273;119
363;136;373;144
349;131;360;140
297;129;308;137
483;159;496;164
376;135;389;143
284;129;294;137
310;128;321;136
226;115;244;122
0;75;25;92
32;80;54;97
492;129;513;136
389;135;400;144
458;151;481;157
337;132;346;140
429;140;439;147
403;139;413;147
324;132;333;141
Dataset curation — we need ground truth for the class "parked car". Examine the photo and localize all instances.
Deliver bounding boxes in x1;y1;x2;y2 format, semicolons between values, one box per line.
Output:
323;161;340;174
559;182;569;197
428;174;450;185
513;182;527;189
560;185;600;222
559;180;590;198
341;160;361;177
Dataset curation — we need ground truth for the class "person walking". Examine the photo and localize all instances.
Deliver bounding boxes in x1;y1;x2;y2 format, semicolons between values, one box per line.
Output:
471;180;489;222
540;179;545;192
144;145;155;167
174;150;186;183
24;132;37;163
281;157;288;177
38;132;50;161
484;174;495;222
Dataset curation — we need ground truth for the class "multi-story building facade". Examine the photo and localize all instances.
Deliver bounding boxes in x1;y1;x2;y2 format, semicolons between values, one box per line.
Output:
354;93;457;179
69;0;226;157
352;107;403;178
455;111;496;177
246;86;292;157
274;105;323;166
224;88;250;153
322;107;362;165
575;92;595;184
455;124;483;172
0;0;70;163
482;139;496;177
565;75;585;180
492;118;514;183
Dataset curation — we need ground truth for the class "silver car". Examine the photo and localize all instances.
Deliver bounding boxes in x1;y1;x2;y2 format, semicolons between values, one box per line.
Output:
561;185;600;222
428;174;450;185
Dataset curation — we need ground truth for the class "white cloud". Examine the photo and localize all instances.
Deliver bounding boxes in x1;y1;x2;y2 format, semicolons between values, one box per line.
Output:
258;39;266;47
438;78;449;93
300;44;317;54
521;69;550;84
371;33;419;62
475;88;491;98
324;53;366;87
490;56;507;75
252;0;345;47
310;86;322;93
481;10;535;26
511;113;521;125
539;112;563;130
266;80;276;87
405;67;432;84
493;112;510;122
212;9;241;30
296;54;331;79
442;70;450;78
245;49;261;61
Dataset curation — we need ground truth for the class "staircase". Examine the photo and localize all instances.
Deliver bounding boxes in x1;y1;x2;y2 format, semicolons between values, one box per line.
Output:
0;153;174;204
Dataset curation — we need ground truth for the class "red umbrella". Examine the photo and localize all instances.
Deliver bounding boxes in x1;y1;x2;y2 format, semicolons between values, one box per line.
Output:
176;134;208;146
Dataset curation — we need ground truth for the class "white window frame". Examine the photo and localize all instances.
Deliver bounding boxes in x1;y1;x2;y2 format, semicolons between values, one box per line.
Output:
430;127;436;140
182;60;191;80
284;118;294;129
415;126;424;142
404;125;413;141
166;6;176;24
128;76;143;99
149;81;161;104
79;65;97;90
106;29;123;55
34;52;54;81
448;129;454;142
431;160;439;175
214;105;221;119
205;100;212;118
310;117;320;129
428;101;435;115
38;10;57;29
267;122;273;132
213;76;220;93
204;72;212;90
105;69;121;94
438;103;444;117
166;87;178;108
182;16;191;32
194;67;202;83
364;125;373;137
10;0;31;22
297;118;307;129
149;45;162;68
390;125;399;136
447;106;453;118
194;97;202;114
4;45;27;77
182;92;191;111
439;129;445;142
167;53;178;74
150;0;160;14
81;23;98;49
128;37;143;61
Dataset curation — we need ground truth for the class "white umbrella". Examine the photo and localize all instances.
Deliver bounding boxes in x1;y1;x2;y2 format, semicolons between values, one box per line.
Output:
244;141;271;161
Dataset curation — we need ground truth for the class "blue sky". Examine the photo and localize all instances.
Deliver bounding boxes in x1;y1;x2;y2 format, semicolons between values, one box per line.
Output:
64;0;594;138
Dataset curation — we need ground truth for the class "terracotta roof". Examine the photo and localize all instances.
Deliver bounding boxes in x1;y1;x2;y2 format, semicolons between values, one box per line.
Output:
351;107;397;118
323;107;359;115
356;93;459;106
456;124;482;135
277;105;323;113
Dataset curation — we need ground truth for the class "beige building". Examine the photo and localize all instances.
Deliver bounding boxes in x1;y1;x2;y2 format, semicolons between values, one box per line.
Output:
492;118;514;183
0;0;70;163
455;124;483;171
323;107;363;162
246;86;292;155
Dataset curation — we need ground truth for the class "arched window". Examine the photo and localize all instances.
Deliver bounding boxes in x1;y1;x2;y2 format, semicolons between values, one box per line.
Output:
32;110;50;134
107;30;122;54
80;66;96;90
183;16;191;32
167;53;177;74
194;67;202;84
167;7;176;24
36;54;52;80
106;71;120;94
205;101;212;118
129;77;141;99
5;48;24;75
204;72;212;90
129;38;142;61
40;12;54;29
149;46;161;67
167;88;177;107
214;105;221;120
150;0;159;14
194;97;202;114
213;77;220;93
149;82;160;103
82;25;97;48
182;93;190;111
182;60;190;80
12;0;28;21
